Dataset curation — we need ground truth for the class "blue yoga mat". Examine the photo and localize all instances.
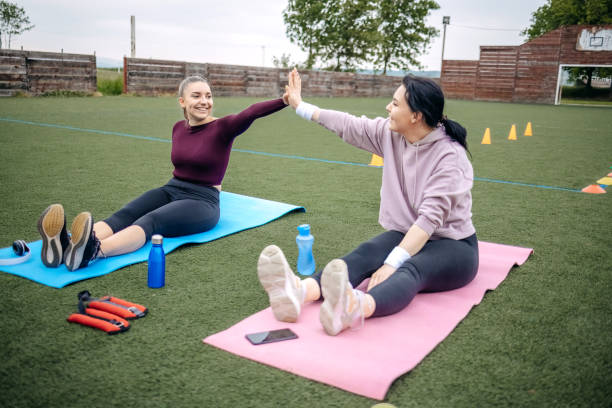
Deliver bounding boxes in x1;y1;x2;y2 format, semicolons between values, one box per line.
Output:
0;192;304;288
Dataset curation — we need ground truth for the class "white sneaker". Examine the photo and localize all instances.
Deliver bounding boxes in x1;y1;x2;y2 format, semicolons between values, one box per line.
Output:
257;245;303;323
319;259;364;336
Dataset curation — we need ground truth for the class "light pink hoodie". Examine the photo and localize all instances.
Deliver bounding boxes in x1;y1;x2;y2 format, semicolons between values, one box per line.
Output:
317;109;475;240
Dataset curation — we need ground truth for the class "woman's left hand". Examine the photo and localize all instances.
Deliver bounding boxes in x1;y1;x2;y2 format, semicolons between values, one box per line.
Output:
367;263;397;291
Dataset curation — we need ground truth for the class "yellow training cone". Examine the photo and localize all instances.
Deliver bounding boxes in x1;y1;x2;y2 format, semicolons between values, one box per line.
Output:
369;154;383;167
508;124;517;140
597;177;612;185
481;128;491;144
524;122;533;136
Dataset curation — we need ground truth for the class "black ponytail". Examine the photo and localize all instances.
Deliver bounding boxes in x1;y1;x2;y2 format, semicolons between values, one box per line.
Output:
401;75;469;153
440;117;468;152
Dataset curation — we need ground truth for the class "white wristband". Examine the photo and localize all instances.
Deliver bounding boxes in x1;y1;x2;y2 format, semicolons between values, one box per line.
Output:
296;101;318;121
384;246;411;269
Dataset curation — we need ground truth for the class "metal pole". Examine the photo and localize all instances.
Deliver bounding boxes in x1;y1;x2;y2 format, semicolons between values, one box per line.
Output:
555;65;565;105
130;16;136;58
441;16;450;69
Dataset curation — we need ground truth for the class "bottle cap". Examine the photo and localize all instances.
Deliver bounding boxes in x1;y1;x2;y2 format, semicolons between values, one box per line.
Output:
151;234;163;245
297;224;310;236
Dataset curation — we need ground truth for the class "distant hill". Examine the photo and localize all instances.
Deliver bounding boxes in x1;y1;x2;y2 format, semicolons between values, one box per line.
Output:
96;56;122;68
358;69;440;78
94;57;440;78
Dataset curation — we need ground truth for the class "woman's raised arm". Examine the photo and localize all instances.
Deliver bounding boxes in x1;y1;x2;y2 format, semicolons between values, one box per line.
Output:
285;68;321;122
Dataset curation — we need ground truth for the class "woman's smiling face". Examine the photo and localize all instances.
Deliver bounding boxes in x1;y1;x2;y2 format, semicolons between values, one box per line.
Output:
179;81;214;126
385;85;416;135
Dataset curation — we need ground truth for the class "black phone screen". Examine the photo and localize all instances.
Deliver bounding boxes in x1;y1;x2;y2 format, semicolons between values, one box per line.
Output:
245;328;298;345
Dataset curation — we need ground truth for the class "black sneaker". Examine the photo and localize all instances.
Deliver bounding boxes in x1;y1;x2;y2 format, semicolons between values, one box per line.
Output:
37;204;70;268
64;212;101;271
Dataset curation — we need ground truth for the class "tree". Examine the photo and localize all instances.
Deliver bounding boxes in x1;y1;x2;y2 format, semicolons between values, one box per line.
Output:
272;53;300;69
566;66;612;98
284;0;439;73
522;0;611;40
316;0;379;71
283;0;328;69
522;0;612;96
0;0;34;49
284;0;375;71
372;0;439;75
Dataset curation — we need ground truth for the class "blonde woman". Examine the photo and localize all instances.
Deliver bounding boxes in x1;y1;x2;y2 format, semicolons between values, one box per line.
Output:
38;76;287;270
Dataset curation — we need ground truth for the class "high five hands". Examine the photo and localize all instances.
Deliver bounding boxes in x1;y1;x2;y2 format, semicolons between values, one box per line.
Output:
283;68;303;109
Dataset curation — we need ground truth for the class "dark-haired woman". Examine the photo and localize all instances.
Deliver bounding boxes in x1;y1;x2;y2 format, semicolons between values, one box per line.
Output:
37;76;287;271
257;69;478;336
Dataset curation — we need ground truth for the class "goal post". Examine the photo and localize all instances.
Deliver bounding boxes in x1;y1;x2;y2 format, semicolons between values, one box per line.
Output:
554;63;612;105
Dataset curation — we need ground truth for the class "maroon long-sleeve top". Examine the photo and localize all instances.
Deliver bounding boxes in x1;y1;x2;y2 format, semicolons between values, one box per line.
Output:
171;98;287;186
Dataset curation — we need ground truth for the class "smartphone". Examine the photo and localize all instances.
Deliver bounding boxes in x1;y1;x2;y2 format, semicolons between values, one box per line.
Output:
245;328;298;345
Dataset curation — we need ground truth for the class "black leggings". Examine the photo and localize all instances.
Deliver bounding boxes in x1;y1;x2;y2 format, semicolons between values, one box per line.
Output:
311;231;479;317
103;178;220;240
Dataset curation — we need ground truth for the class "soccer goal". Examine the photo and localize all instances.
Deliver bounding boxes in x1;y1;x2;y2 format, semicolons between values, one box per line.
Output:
555;63;612;105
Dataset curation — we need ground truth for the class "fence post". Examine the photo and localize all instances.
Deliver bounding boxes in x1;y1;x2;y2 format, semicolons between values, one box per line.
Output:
92;52;97;93
123;56;127;94
24;50;31;93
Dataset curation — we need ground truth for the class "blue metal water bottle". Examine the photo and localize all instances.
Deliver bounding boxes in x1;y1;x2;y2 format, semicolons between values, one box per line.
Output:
148;234;165;288
296;224;315;275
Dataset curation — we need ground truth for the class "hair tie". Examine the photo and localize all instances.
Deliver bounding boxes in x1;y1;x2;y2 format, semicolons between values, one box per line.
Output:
440;115;448;126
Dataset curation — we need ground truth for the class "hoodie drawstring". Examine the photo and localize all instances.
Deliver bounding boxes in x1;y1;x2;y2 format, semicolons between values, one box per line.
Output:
413;143;419;209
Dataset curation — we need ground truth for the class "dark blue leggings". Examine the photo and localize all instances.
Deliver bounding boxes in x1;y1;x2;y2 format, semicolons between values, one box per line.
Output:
311;231;479;317
103;178;220;240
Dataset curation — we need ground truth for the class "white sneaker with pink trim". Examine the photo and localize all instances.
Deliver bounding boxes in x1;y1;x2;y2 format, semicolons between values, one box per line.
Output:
319;259;365;336
257;245;303;323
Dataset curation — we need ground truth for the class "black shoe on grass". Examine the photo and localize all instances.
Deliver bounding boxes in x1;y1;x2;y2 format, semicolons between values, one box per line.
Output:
64;212;101;271
37;204;70;268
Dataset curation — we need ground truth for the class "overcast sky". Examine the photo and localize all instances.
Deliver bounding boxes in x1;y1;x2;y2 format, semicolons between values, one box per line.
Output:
13;0;547;71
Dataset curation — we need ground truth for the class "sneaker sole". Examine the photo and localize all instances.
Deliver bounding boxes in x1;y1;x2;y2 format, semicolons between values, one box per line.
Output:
37;204;65;268
257;245;300;323
319;259;349;336
65;212;93;271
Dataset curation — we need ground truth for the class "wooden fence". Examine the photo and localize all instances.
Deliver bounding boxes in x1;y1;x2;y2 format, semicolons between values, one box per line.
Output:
441;25;612;104
124;57;403;97
438;60;478;100
0;49;96;96
441;46;523;103
475;46;518;102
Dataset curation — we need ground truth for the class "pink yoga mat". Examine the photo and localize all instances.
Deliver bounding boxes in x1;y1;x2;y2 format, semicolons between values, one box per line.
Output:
203;241;533;400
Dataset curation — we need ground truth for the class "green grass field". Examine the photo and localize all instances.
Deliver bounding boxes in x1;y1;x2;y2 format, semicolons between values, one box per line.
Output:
561;98;612;106
0;95;610;407
97;69;123;95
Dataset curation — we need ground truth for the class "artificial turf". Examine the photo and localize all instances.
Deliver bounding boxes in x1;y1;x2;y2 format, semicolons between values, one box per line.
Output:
0;95;610;407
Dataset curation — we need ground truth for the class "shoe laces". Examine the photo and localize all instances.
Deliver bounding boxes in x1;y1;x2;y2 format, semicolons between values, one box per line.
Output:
346;288;365;331
88;231;103;263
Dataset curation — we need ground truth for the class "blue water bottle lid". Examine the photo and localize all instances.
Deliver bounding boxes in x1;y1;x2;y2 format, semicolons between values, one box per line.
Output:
151;234;163;245
297;224;310;236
